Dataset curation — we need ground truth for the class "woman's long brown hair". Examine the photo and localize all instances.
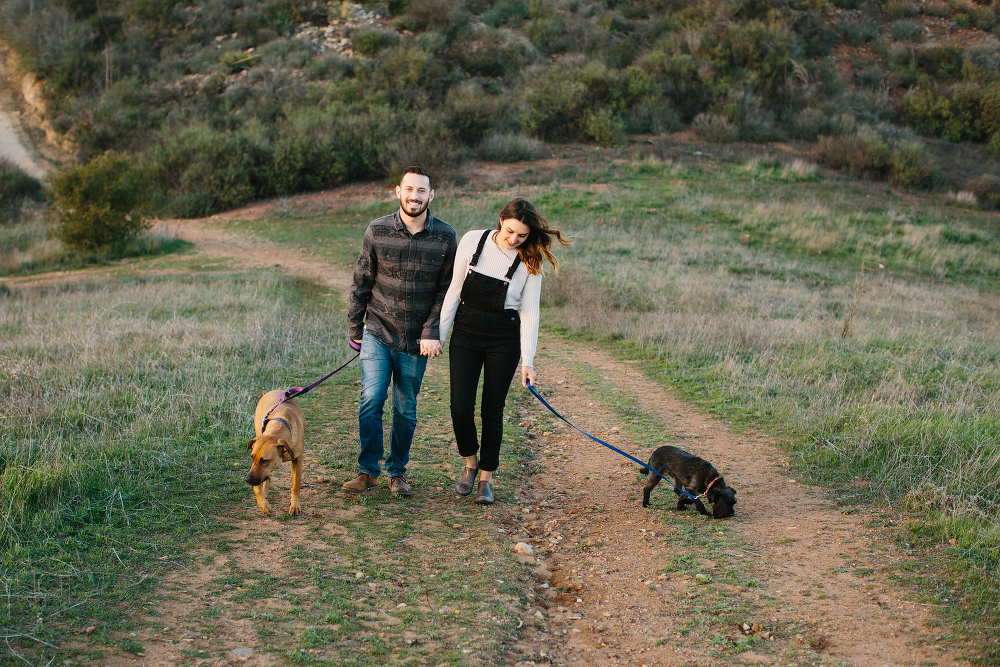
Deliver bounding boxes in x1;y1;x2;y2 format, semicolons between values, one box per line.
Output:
498;198;572;275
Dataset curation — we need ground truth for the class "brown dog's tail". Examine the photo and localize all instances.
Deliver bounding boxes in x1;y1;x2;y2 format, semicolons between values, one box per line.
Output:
637;466;650;476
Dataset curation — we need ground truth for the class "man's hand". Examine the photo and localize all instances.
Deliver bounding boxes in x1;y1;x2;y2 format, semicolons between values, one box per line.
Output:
521;365;535;387
420;339;443;358
349;338;362;351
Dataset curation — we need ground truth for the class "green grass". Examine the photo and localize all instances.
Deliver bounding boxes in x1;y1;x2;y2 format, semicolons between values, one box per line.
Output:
0;270;354;663
0;213;189;276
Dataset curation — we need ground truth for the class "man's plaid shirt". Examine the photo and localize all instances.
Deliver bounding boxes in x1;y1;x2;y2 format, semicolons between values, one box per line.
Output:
348;210;457;355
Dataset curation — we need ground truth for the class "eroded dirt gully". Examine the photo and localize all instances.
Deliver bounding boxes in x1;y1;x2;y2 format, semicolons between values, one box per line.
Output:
10;193;970;667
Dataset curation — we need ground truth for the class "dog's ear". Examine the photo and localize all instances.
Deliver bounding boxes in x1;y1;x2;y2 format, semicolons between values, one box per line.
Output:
246;438;257;452
277;440;293;462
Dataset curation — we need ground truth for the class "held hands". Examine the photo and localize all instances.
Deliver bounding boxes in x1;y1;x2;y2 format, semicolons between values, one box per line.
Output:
420;339;443;358
521;365;535;388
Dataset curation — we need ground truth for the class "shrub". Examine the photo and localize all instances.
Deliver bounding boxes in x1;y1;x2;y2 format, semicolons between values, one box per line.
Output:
445;81;500;145
0;158;44;224
924;0;951;17
581;107;626;147
883;0;916;20
890;19;923;42
0;0;93;94
964;174;1000;209
916;45;964;80
521;69;587;140
352;29;399;56
818;130;892;178
789;108;856;140
839;16;880;46
49;152;150;252
477;133;544;162
708;20;795;89
694;113;738;143
624;99;683;135
990;132;1000;158
482;0;529;26
898;85;982;141
978;83;1000;138
451;25;540;77
889;140;935;188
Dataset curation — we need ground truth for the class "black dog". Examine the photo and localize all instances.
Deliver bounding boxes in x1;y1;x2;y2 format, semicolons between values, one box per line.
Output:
640;445;737;519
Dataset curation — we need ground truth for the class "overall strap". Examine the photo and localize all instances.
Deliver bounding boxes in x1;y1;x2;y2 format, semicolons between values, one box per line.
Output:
470;230;522;280
469;230;492;267
504;254;521;280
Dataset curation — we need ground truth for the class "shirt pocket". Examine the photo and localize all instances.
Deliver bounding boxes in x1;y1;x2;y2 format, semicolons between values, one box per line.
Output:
378;246;405;270
422;250;446;267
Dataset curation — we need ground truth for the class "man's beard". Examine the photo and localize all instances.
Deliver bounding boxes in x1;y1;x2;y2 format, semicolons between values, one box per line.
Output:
400;197;428;218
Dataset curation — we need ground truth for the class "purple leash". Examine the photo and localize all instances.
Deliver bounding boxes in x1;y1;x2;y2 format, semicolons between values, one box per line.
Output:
261;338;360;430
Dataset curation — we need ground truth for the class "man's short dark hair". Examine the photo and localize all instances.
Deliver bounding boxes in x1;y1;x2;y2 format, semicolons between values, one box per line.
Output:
401;166;431;188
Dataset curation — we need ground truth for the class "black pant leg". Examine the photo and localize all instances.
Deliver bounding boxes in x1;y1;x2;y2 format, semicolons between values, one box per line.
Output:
476;340;521;472
449;343;486;458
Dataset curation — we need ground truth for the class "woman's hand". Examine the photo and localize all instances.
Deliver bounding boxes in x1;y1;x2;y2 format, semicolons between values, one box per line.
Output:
521;365;535;387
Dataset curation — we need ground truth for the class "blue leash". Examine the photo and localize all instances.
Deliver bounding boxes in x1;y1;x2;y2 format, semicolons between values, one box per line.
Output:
524;381;700;501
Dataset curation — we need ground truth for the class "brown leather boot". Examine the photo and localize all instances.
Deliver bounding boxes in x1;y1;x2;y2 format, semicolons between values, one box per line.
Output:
389;476;413;496
455;467;478;496
342;472;377;493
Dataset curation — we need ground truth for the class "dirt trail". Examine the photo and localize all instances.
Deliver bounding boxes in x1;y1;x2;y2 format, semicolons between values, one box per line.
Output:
10;201;970;667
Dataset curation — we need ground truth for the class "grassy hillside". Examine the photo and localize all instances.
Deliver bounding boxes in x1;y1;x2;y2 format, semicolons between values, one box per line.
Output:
3;0;1000;215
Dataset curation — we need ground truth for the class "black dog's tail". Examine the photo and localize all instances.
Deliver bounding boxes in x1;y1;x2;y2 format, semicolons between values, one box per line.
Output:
637;466;649;476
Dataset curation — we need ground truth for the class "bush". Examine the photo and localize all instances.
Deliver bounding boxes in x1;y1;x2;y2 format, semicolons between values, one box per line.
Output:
890;19;923;42
898;85;982;141
889;140;935;188
352;29;398;56
49;152;150;252
818;130;892;177
883;0;916;20
482;0;529;26
924;0;951;17
581;107;626;147
839;17;880;46
964;174;1000;209
0;158;44;224
694;113;738;143
990;132;1000;158
445;81;500;145
477;133;544;162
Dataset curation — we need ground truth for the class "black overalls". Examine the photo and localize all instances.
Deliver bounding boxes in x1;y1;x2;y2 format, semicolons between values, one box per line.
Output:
449;230;524;472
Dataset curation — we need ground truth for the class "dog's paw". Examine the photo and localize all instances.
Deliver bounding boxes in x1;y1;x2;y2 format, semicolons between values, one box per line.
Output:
289;503;301;515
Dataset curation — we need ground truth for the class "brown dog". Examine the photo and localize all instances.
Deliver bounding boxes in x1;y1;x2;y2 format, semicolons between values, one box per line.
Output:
246;389;306;516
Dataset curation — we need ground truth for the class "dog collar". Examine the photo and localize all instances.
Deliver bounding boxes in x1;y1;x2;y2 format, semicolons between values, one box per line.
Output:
261;416;292;433
695;476;721;501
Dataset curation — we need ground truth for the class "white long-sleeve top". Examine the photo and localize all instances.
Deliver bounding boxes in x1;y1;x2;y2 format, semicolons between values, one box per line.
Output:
439;230;542;367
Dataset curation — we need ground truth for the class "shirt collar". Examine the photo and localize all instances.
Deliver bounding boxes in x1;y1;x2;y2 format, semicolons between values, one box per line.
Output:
394;210;435;236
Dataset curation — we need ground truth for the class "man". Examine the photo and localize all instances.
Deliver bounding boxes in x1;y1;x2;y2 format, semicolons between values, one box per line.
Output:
344;166;457;496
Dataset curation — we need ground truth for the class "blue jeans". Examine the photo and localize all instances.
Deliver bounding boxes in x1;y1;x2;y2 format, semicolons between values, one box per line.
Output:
357;333;427;478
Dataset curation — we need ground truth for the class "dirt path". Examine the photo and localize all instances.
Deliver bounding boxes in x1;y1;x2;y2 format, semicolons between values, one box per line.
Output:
10;204;971;667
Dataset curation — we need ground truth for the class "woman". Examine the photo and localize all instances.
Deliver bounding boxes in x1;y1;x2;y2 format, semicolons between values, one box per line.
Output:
438;198;571;504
